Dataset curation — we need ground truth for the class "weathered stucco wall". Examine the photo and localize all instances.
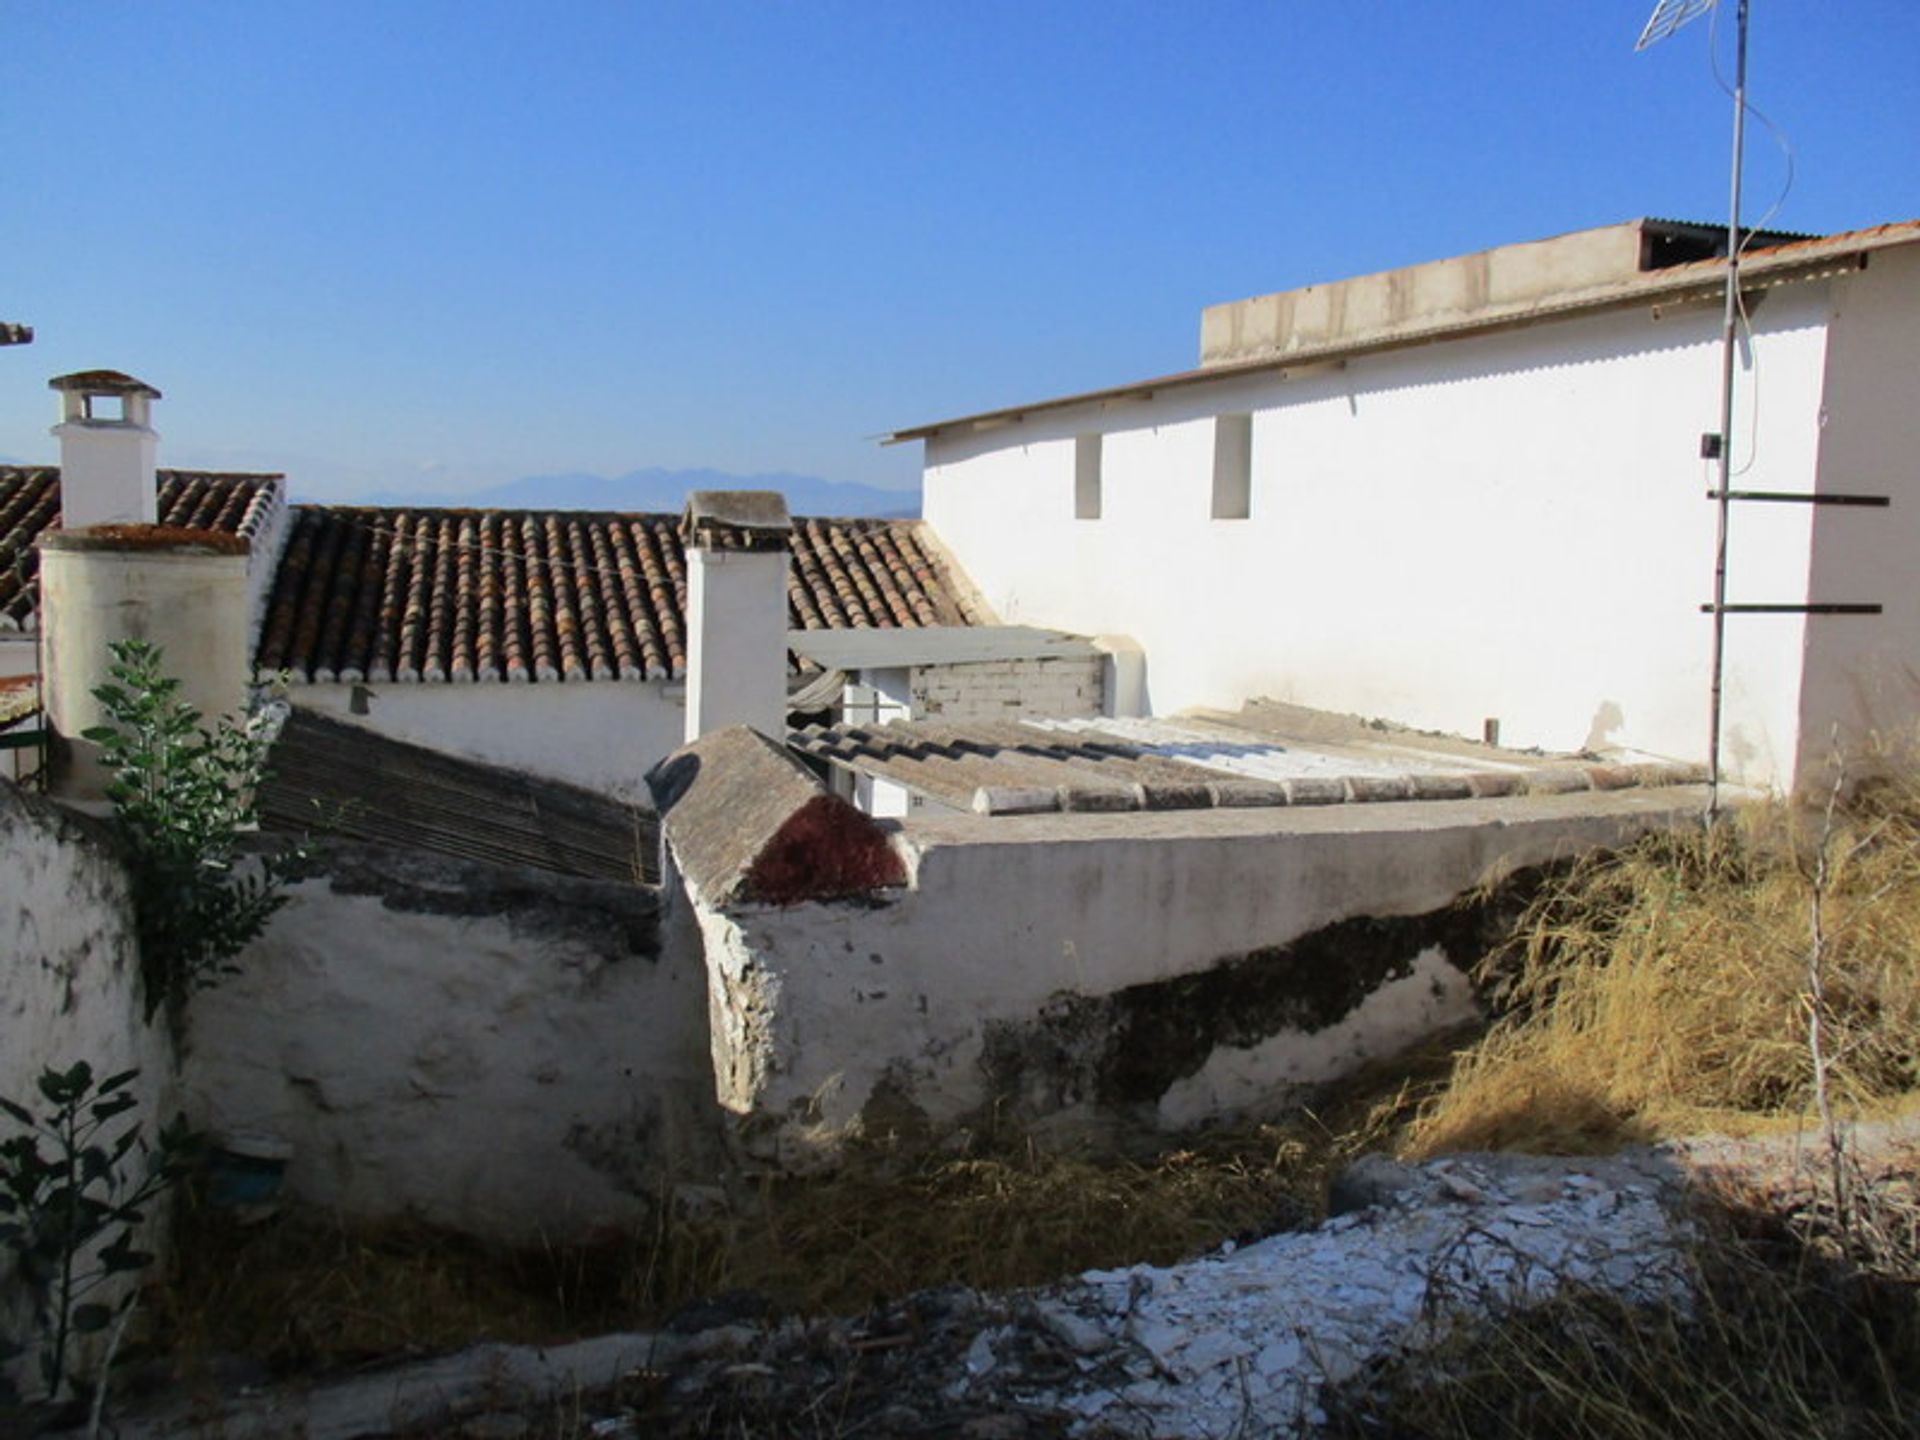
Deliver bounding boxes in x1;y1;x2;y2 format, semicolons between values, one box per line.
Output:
294;678;686;802
0;782;173;1392
924;292;1839;787
180;842;722;1240
656;727;1705;1163
0;783;170;1129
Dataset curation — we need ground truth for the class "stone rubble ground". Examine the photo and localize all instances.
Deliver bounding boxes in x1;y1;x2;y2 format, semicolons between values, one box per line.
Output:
97;1147;1714;1439
954;1151;1692;1438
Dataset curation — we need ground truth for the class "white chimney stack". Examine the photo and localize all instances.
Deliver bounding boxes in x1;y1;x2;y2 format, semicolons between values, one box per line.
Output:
49;369;161;529
683;490;792;744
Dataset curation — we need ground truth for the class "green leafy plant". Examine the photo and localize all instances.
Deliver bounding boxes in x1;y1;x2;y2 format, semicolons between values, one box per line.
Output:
0;1062;194;1407
82;639;302;1021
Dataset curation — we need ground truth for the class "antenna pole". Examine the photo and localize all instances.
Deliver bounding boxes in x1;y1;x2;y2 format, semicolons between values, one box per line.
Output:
1705;0;1748;821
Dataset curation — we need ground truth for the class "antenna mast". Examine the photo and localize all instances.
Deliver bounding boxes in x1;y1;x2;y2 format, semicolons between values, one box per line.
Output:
1637;0;1748;819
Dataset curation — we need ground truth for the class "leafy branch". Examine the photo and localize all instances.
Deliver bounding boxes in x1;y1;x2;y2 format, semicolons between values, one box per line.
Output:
81;639;303;1022
0;1063;194;1408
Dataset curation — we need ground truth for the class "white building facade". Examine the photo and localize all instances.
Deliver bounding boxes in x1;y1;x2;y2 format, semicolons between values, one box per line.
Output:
907;221;1920;791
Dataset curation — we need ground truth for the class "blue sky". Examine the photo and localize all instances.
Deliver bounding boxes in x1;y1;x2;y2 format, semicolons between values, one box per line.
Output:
2;2;1914;500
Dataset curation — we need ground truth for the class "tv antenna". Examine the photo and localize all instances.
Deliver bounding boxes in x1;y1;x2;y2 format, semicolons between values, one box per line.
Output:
1638;1;1885;818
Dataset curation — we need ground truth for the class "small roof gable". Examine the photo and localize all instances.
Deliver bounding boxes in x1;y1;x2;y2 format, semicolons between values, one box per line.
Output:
256;504;990;685
0;466;286;634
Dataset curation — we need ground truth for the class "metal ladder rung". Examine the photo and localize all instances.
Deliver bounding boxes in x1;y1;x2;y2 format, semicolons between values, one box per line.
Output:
1700;603;1882;615
1708;489;1890;506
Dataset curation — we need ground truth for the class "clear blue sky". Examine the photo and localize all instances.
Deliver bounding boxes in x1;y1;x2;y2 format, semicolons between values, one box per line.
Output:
3;2;1914;500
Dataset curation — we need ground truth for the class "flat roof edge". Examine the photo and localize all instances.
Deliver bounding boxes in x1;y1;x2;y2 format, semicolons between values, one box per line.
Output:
884;221;1920;445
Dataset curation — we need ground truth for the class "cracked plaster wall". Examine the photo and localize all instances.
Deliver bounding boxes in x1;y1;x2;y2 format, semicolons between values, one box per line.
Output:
0;782;173;1391
180;842;722;1241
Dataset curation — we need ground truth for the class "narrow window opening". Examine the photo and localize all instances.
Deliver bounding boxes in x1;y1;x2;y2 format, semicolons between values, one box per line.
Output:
84;394;126;423
1212;413;1252;519
1074;434;1103;519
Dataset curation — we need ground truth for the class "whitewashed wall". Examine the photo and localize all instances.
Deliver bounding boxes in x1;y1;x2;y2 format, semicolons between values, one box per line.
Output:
0;783;172;1394
925;289;1844;787
1799;247;1920;782
0;785;169;1133
681;785;1700;1163
294;680;686;801
180;843;720;1241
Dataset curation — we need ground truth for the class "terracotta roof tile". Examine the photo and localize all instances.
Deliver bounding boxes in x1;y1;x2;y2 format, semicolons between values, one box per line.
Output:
258;506;987;684
0;466;284;633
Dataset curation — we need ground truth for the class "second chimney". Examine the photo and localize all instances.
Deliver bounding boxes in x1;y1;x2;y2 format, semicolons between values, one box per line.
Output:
50;369;161;528
683;490;792;745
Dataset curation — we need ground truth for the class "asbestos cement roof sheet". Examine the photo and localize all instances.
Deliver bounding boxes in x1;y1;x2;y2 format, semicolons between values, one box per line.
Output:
259;706;659;884
789;713;1704;817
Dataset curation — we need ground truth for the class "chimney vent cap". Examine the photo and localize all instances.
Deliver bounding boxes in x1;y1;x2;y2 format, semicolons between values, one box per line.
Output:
683;489;792;551
49;370;162;400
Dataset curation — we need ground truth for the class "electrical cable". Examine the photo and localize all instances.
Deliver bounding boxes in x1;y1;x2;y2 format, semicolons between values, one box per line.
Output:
1708;0;1797;476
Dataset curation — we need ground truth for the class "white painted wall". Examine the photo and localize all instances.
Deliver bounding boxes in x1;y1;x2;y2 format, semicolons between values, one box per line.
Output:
51;414;158;529
680;785;1700;1162
181;847;719;1241
686;548;789;744
0;639;32;682
925;289;1849;788
295;678;686;801
0;786;168;1126
39;541;252;800
1799;247;1920;782
0;784;173;1392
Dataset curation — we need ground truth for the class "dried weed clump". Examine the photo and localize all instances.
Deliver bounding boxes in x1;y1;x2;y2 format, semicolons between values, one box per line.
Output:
1405;771;1920;1157
156;1116;1355;1376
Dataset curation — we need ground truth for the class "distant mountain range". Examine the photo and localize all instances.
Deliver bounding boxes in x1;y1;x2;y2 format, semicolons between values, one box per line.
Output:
361;467;920;519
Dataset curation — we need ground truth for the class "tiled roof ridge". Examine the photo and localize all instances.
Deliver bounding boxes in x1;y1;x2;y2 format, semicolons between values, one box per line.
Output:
257;505;981;685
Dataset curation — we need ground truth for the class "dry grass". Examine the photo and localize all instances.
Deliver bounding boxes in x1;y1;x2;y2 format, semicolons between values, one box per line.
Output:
154;1029;1461;1378
1324;769;1920;1435
155;767;1920;1435
1322;1153;1920;1439
1403;776;1920;1158
153;1090;1412;1376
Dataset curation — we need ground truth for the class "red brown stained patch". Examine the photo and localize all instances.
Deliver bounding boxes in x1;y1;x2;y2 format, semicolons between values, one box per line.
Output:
742;792;908;905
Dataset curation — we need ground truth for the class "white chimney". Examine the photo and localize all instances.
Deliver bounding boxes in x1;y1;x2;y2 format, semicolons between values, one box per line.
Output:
683;490;791;744
49;369;161;528
38;529;252;803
